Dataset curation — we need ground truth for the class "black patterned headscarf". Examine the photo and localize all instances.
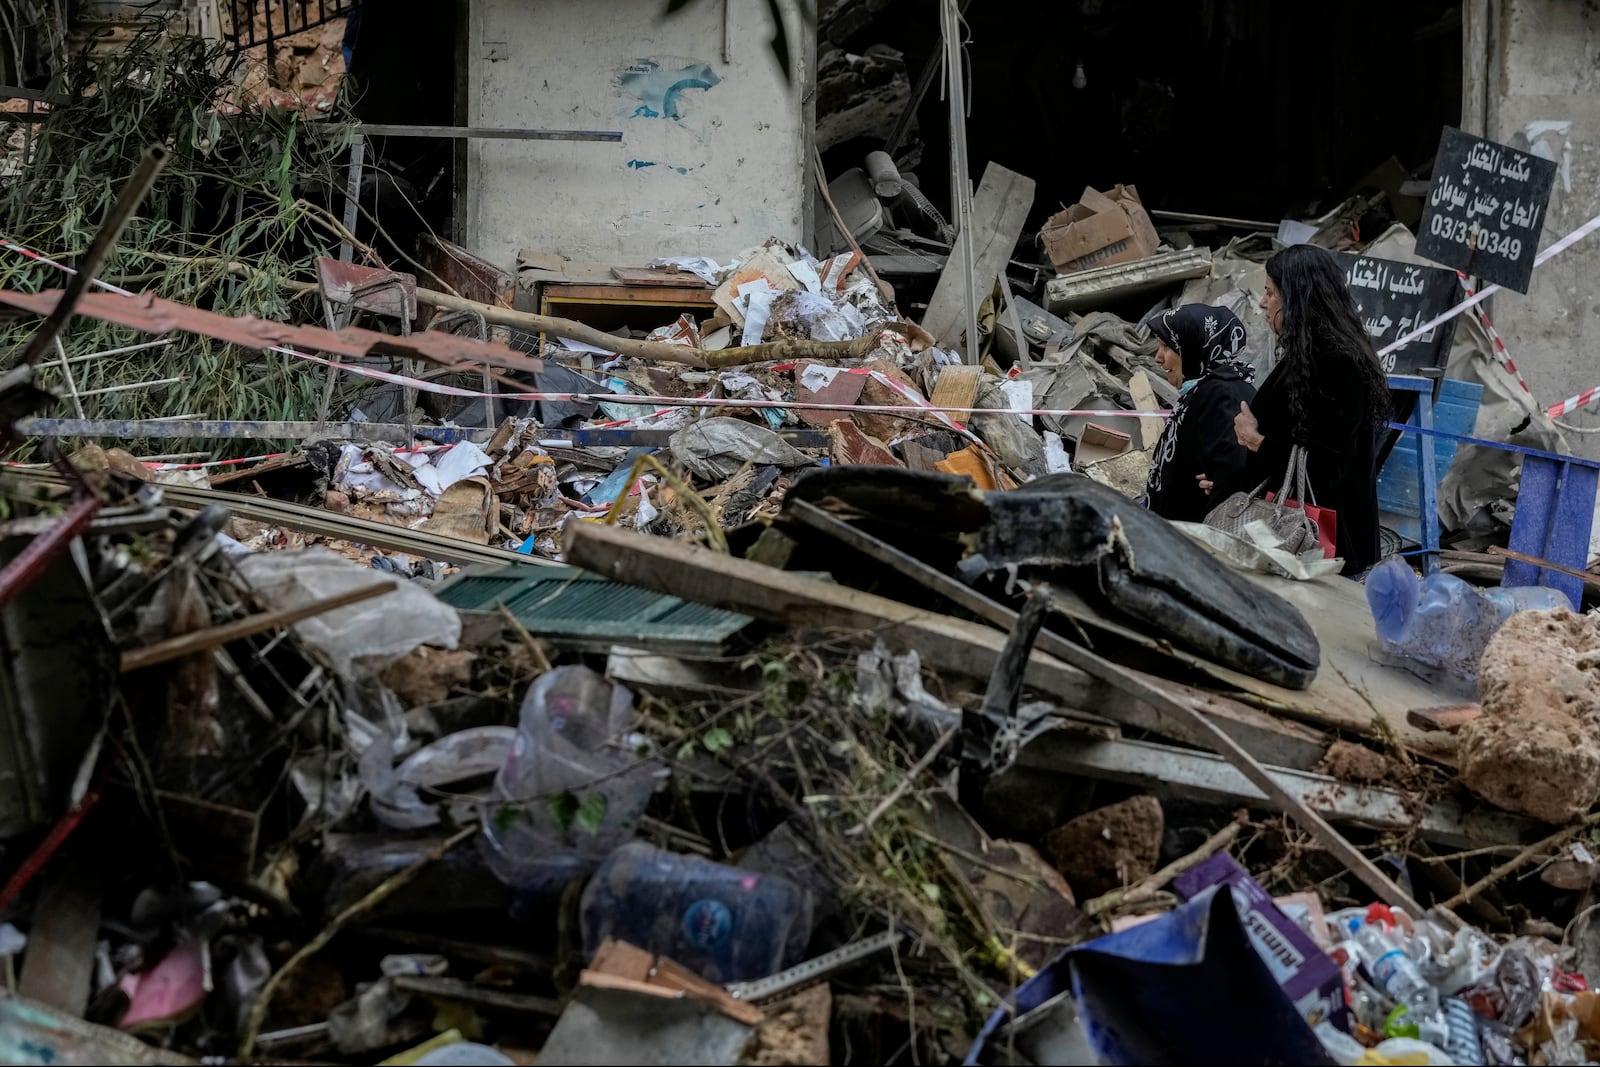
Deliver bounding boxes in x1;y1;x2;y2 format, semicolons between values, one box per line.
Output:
1144;304;1253;500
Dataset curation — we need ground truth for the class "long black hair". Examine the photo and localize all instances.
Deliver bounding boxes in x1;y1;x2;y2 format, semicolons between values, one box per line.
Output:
1265;244;1392;440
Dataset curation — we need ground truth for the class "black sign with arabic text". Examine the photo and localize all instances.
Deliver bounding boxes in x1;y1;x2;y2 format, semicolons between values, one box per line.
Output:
1415;126;1556;294
1334;252;1459;376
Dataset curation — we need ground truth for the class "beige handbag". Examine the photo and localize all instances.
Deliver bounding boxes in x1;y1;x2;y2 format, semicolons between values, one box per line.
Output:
1203;445;1323;556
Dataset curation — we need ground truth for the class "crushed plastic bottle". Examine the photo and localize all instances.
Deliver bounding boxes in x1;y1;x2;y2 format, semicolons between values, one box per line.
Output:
1347;905;1448;1048
1441;996;1485;1066
480;667;663;893
580;841;813;985
1365;558;1568;695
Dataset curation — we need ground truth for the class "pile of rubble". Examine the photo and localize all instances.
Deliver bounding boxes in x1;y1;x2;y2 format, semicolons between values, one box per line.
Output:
4;60;1598;1067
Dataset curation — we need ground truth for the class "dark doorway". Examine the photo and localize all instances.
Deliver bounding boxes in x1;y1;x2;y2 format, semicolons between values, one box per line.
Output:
822;1;1462;236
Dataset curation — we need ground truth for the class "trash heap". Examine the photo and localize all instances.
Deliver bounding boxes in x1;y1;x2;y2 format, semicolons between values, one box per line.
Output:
7;432;1600;1066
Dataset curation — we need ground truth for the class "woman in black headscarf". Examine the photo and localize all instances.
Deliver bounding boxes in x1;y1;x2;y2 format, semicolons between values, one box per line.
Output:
1228;243;1393;575
1143;303;1256;523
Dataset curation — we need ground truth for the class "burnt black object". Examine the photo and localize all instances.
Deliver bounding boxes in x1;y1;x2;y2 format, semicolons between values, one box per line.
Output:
788;468;1321;690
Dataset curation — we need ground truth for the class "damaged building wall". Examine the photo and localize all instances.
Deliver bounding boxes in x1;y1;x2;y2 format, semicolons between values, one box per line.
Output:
464;0;816;270
1473;0;1600;456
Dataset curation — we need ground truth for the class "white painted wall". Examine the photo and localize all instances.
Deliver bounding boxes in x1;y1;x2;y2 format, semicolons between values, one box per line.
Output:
1475;0;1600;456
465;0;813;274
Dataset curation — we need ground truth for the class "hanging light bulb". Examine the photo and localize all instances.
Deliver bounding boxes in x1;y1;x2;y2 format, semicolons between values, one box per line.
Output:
1072;60;1087;90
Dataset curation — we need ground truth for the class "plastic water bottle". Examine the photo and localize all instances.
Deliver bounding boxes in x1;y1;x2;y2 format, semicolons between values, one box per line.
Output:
580;841;813;984
1442;997;1485;1066
1348;905;1442;1023
1365;558;1568;694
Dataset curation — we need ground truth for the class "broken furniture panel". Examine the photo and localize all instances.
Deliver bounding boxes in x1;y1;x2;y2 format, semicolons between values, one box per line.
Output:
0;533;115;838
435;564;756;657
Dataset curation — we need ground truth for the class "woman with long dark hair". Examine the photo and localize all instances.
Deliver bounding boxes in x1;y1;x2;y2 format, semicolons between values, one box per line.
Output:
1222;244;1392;575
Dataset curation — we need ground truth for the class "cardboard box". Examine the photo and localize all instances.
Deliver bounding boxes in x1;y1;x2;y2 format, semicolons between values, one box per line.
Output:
1173;853;1348;1031
1072;422;1132;468
1042;185;1161;275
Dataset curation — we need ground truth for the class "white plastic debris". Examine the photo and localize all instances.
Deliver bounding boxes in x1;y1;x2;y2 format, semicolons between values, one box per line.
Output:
234;547;461;679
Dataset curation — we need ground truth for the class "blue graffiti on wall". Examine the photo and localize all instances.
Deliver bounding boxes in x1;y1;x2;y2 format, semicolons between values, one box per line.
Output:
617;58;720;121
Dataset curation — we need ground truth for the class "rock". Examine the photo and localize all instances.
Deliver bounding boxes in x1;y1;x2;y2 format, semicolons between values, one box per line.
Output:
379;648;476;709
323;489;351;514
958;840;1091;971
1042;796;1163;898
1315;741;1393;785
741;983;831;1066
1458;609;1600;823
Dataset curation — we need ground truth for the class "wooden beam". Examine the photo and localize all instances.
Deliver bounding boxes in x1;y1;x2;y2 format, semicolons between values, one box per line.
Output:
121;582;397;673
1487;545;1600;593
413;285;887;370
783;500;1329;770
564;520;1092;701
921;162;1036;350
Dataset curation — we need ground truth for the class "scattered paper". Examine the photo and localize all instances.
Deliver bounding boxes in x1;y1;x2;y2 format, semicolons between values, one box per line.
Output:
786;258;824;295
647;256;726;285
739;280;779;347
999;379;1035;423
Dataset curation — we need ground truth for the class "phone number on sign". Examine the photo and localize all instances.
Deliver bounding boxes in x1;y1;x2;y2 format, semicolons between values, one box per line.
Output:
1428;213;1524;260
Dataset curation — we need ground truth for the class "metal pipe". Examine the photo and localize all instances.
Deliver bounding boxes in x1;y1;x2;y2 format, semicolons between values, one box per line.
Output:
0;495;100;609
15;145;169;367
60;337;174;364
74;375;183;398
355;124;623;142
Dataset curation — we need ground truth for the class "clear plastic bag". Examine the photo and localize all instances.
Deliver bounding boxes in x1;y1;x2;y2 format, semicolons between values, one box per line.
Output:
480;667;662;893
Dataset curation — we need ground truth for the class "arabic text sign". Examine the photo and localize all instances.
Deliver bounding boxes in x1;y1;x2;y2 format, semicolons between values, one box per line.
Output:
1334;253;1458;375
1415;127;1556;294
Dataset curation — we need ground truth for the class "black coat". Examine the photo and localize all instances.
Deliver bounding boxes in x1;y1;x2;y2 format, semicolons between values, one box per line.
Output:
1226;358;1383;576
1146;376;1257;524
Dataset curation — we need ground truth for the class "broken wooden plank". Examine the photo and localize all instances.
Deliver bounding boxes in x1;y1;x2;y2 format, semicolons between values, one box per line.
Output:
1018;734;1530;852
564;520;1425;913
121;582;396;673
1487;545;1600;594
1407;704;1484;733
564;521;1091;703
922;162;1036;349
928;364;984;415
784;499;1329;770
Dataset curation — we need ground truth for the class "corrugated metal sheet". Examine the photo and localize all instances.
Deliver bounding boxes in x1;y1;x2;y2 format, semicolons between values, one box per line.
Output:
0;288;543;377
438;565;754;655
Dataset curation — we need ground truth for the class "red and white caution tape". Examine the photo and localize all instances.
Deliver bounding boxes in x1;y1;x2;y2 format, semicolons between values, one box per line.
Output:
1455;270;1534;398
1547;386;1600;419
1378;209;1600;359
2;235;1167;424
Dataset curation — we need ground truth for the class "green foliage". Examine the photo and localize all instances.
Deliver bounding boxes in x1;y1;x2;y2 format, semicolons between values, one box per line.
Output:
0;31;361;456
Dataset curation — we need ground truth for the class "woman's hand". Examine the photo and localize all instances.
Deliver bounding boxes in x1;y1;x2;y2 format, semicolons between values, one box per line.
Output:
1196;473;1214;495
1234;401;1264;452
